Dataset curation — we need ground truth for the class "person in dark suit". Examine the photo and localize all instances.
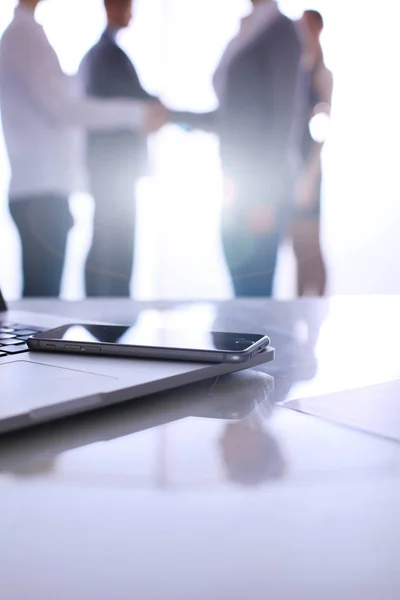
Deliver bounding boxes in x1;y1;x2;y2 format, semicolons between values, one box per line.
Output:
173;1;303;297
79;0;165;297
212;0;303;297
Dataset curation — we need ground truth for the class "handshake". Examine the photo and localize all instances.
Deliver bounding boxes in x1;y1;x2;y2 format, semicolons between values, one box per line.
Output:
142;100;171;135
140;102;215;135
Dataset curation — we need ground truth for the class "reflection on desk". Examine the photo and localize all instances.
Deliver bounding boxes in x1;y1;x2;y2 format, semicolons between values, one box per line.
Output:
2;298;400;600
0;370;281;488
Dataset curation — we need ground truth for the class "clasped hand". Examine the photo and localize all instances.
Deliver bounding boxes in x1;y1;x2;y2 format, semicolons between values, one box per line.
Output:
142;101;170;134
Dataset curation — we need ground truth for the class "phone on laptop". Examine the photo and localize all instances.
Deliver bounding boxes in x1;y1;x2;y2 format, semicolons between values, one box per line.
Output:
28;323;271;364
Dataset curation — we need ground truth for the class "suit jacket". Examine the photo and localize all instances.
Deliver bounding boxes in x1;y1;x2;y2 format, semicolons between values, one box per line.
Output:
80;30;155;183
219;14;303;193
171;14;304;207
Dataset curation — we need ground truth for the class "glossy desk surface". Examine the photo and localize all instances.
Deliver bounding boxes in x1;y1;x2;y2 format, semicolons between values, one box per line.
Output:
2;297;400;600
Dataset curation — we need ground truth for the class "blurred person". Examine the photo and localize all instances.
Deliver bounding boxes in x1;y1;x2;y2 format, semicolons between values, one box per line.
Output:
0;0;166;298
292;9;333;296
79;0;161;297
171;0;303;297
213;0;303;297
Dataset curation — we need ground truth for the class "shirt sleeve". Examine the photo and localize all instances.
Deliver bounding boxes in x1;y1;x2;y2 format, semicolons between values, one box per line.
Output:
10;24;147;131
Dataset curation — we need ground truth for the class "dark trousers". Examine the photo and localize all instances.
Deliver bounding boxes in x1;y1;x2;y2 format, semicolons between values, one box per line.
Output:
221;177;287;297
222;222;281;297
85;175;137;297
9;194;73;298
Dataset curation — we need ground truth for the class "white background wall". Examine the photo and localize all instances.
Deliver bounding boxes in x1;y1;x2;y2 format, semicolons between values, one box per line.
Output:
1;0;399;300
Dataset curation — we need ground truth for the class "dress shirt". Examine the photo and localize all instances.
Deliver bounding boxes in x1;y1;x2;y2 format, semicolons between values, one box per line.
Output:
0;5;146;198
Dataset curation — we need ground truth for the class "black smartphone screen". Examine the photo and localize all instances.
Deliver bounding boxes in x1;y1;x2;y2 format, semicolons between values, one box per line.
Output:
39;324;269;354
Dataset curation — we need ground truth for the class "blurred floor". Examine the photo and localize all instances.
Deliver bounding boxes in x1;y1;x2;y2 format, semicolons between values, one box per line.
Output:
1;0;400;300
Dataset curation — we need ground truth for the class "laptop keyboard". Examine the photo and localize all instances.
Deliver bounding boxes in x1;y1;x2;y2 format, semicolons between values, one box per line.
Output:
0;322;43;357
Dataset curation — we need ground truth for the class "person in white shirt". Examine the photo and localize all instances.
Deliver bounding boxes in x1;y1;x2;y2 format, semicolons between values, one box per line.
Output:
0;0;167;297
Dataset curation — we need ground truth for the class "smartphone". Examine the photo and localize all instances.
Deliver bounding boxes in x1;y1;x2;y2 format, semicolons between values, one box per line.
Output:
28;323;271;364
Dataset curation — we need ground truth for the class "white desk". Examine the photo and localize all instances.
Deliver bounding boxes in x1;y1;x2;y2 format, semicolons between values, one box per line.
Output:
1;297;400;599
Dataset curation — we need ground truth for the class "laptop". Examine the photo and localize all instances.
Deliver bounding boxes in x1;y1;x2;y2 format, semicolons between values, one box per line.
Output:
0;286;274;435
0;369;275;474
